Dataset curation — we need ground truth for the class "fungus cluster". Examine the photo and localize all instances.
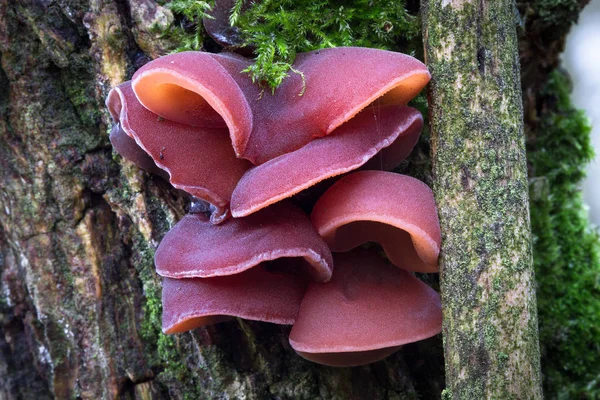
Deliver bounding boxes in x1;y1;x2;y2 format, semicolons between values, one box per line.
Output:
107;46;442;367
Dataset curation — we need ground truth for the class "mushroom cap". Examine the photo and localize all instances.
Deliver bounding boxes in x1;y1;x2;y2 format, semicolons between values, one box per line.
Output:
155;202;333;282
108;123;169;180
311;171;441;273
106;82;251;224
162;266;308;334
230;106;423;217
289;249;442;367
130;48;429;164
293;348;402;368
131;51;253;157
239;47;430;164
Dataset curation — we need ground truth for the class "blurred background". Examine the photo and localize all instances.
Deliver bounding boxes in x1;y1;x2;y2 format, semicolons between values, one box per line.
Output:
563;0;600;224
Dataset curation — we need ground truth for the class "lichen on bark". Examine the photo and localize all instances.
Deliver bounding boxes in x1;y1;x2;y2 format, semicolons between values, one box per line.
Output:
422;0;543;398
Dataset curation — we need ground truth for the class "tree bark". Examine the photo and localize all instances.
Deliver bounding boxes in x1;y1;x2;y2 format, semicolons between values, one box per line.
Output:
422;1;543;399
0;1;444;398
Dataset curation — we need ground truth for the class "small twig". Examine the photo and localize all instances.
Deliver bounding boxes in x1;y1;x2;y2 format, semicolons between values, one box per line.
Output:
289;66;306;96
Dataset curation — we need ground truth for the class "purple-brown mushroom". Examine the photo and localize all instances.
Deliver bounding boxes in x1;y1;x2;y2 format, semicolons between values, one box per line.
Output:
155;202;333;282
157;201;333;334
130;47;430;164
289;249;442;367
108;47;429;222
311;170;441;273
106;82;251;224
105;47;442;369
108;123;169;180
162;266;308;333
230;106;423;217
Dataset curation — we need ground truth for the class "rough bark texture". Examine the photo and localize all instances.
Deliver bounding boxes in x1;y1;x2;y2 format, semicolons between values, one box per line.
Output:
0;1;445;399
422;1;543;399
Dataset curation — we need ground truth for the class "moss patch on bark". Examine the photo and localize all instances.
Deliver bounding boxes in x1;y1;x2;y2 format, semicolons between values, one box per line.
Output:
423;0;542;397
528;70;600;399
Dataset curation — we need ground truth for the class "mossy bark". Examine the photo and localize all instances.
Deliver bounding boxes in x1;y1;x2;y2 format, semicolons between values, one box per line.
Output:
0;1;444;399
422;1;543;399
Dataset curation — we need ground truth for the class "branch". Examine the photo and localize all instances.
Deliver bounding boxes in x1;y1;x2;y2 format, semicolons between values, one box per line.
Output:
422;1;543;398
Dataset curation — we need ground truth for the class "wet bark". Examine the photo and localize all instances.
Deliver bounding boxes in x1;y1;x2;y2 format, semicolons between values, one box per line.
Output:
0;1;444;399
422;1;543;399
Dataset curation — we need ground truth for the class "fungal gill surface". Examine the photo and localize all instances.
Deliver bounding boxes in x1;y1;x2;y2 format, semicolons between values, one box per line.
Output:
311;171;441;273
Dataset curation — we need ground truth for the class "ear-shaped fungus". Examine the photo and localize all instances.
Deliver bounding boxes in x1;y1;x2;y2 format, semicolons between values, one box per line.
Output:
131;52;253;156
162;266;308;333
242;47;430;164
289;249;442;367
131;47;430;164
230;106;423;217
311;170;441;273
155;202;333;282
108;124;169;180
106;82;251;224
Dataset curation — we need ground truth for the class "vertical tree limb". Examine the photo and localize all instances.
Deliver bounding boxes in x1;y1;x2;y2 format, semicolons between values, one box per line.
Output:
422;1;543;398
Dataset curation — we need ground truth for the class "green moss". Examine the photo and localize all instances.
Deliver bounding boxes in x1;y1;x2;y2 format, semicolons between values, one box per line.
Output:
163;0;213;52
165;0;418;91
132;233;202;398
516;0;587;51
441;388;452;400
231;0;418;91
532;0;583;29
528;70;600;399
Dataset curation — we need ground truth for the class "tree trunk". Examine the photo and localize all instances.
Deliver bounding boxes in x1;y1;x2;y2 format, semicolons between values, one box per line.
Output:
0;1;444;398
422;1;543;398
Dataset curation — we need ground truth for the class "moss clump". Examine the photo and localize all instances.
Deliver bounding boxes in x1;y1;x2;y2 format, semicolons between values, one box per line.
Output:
528;70;600;399
517;0;586;42
531;0;584;31
165;0;419;91
132;234;202;399
230;0;419;91
166;0;214;51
